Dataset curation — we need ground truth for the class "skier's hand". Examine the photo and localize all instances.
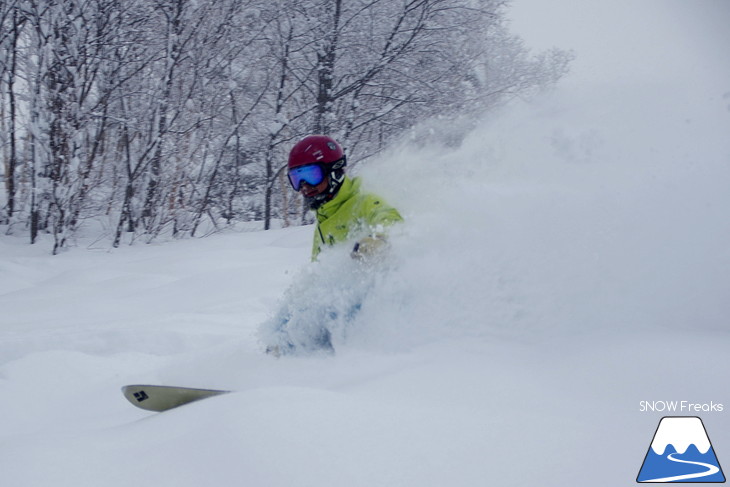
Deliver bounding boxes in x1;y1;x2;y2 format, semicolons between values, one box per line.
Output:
351;235;387;261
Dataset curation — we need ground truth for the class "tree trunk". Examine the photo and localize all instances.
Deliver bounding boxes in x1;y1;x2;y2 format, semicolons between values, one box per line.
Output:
314;0;342;134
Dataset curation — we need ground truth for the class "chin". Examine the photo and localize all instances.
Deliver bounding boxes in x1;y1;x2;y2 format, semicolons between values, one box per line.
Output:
305;195;327;210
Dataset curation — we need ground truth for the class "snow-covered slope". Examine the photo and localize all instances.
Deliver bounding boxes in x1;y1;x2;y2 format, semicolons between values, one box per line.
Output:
2;8;730;485
1;76;728;486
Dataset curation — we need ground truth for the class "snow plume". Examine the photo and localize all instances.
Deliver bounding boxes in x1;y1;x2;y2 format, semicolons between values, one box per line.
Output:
352;81;730;350
257;245;381;353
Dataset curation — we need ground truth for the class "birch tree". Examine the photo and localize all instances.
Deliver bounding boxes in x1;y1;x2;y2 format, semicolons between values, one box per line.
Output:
0;1;24;224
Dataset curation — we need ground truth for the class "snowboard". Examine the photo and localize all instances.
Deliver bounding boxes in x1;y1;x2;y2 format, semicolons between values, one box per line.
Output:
122;384;230;412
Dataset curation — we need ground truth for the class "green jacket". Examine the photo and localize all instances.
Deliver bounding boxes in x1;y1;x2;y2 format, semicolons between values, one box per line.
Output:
312;176;403;259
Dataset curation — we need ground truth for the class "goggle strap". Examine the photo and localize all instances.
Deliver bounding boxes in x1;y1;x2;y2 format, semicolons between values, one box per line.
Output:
331;157;346;171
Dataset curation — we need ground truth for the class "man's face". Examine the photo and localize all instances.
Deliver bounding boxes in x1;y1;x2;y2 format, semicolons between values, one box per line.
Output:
299;175;329;198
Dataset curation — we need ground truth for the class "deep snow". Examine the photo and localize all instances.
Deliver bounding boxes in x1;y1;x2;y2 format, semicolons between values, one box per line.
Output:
2;10;730;487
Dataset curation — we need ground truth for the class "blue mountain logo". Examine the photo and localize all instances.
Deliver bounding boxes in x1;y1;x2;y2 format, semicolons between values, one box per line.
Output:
638;416;725;483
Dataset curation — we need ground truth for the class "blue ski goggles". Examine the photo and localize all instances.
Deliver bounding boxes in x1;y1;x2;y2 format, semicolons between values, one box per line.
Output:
287;163;325;191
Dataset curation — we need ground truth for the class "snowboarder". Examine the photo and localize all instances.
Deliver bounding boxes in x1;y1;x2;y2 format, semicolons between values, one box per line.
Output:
286;134;403;260
262;135;403;356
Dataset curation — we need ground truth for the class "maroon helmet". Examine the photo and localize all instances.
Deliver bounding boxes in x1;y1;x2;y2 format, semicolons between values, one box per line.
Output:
288;135;345;169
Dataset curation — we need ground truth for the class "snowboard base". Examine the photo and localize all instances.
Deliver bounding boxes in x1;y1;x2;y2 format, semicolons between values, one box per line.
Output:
122;384;230;412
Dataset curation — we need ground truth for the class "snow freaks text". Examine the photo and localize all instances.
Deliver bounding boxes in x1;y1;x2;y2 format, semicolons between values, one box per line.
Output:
639;401;724;413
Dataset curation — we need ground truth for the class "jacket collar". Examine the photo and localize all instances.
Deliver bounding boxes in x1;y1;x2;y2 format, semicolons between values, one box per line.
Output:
316;176;360;221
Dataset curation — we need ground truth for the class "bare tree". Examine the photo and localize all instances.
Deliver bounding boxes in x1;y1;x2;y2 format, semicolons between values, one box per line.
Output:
0;1;25;225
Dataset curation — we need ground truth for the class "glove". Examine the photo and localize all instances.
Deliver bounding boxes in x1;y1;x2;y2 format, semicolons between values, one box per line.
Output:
351;235;388;260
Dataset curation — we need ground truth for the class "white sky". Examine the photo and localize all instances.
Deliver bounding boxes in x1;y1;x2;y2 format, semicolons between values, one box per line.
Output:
507;0;730;93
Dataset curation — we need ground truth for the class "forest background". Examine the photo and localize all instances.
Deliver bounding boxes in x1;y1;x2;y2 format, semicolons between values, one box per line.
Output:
0;0;571;253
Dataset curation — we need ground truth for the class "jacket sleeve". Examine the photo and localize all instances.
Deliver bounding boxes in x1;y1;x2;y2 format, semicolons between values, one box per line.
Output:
363;195;403;232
